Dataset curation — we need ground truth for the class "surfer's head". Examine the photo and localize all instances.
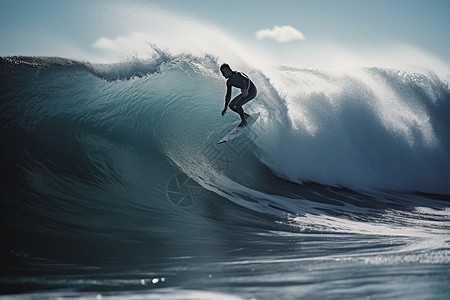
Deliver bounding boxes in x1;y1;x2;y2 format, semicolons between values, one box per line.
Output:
220;63;232;78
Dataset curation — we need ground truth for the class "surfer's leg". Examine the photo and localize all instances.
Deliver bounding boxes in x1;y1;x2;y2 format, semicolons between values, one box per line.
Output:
229;94;247;125
234;86;257;126
233;98;248;126
228;94;241;114
237;109;247;126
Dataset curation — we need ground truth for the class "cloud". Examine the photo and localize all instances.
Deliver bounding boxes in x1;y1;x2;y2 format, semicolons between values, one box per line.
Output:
256;25;305;42
92;32;150;53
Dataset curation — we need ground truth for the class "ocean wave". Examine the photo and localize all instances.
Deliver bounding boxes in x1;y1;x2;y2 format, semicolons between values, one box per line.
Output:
2;54;450;202
1;54;450;245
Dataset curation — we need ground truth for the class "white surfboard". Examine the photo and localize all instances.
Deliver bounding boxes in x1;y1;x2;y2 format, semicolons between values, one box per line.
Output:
217;112;260;144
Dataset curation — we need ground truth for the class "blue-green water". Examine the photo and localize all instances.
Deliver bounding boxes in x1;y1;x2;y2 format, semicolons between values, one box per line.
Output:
1;55;449;299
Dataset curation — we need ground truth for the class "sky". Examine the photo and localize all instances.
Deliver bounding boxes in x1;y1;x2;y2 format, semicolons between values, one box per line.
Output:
0;0;449;68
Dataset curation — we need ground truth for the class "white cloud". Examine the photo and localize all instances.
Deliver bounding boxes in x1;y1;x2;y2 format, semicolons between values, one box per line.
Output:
92;32;152;56
256;25;305;42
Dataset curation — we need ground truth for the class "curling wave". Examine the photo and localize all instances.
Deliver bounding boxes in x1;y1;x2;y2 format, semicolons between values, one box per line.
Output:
1;53;450;260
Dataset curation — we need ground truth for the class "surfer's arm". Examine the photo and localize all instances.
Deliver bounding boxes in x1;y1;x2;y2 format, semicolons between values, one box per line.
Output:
222;84;232;116
224;86;232;107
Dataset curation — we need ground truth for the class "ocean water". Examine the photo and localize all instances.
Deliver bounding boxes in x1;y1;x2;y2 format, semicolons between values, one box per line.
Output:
1;52;450;300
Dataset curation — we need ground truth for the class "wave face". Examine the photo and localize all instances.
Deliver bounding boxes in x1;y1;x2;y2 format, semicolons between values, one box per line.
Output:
1;54;450;299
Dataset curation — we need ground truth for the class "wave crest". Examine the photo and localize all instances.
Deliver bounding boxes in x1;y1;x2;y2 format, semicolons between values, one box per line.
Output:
2;54;450;195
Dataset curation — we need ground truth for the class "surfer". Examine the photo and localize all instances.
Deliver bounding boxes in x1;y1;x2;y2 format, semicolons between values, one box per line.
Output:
220;63;257;127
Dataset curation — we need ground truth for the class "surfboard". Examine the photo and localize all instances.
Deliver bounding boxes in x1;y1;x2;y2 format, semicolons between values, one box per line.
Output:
218;112;260;144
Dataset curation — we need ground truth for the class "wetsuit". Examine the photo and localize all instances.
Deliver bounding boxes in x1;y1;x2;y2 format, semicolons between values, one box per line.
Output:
225;72;257;125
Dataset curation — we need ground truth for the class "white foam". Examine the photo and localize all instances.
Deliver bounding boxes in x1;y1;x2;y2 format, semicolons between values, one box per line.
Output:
254;66;450;194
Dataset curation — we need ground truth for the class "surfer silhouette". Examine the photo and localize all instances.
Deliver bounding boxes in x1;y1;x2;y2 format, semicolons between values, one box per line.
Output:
220;63;257;127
